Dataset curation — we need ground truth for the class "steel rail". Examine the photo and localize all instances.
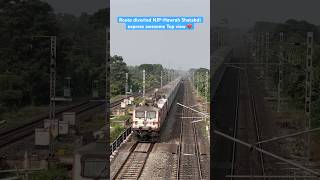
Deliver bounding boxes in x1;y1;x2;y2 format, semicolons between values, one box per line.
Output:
225;175;318;179
251;95;266;178
112;142;139;180
112;142;154;180
0;95;137;148
213;130;320;177
189;81;203;180
230;68;241;179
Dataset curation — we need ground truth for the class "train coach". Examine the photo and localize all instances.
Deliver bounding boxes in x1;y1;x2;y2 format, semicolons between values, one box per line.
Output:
132;77;182;141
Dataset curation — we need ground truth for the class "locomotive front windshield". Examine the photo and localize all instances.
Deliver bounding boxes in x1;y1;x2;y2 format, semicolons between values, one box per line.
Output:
135;111;145;118
146;111;156;119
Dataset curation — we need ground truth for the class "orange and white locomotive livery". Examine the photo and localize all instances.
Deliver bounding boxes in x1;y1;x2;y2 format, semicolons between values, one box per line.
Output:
132;77;182;141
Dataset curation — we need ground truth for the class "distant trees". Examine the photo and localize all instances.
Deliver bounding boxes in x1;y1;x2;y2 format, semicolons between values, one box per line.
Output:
138;64;164;89
252;19;320;127
110;55;128;96
0;0;58;110
111;63;167;95
191;68;210;101
0;73;24;114
55;11;107;97
0;1;107;118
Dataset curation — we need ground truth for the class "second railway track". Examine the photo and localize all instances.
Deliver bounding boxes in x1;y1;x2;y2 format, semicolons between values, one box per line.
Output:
111;80;209;180
231;63;266;177
0;95;139;148
177;80;203;180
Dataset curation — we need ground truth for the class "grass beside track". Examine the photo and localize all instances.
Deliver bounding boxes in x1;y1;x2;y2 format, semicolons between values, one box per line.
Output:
110;114;131;142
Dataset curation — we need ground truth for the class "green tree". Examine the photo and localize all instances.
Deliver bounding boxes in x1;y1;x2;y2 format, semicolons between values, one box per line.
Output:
193;68;210;101
111;55;128;96
252;19;320;127
0;0;58;106
138;64;164;89
0;1;108;118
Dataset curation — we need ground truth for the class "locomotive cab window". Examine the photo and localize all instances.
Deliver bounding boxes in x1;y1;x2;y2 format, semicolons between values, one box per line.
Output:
135;111;145;118
147;111;156;119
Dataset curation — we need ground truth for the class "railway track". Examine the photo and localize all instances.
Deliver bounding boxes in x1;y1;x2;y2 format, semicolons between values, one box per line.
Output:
0;95;139;149
177;80;203;180
230;64;266;177
245;64;266;176
212;67;239;179
230;68;241;178
112;142;154;180
251;95;266;177
244;63;266;177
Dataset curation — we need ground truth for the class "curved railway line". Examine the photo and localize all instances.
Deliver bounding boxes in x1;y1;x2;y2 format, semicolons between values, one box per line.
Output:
0;94;139;149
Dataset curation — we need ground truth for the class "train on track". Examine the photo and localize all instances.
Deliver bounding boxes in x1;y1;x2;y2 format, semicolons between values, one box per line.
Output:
132;78;182;141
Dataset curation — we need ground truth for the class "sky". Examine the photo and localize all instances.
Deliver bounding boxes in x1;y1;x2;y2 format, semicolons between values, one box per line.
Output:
110;0;210;70
43;0;107;15
43;0;320;69
213;0;320;28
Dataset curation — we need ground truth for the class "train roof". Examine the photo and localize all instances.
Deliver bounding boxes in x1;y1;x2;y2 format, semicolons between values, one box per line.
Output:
134;77;181;109
134;105;159;111
157;77;181;96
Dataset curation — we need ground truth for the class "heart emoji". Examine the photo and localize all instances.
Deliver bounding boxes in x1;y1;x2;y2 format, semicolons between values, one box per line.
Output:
186;24;193;29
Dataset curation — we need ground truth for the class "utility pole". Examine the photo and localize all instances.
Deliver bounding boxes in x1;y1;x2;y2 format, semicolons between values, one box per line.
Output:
260;32;265;77
256;33;259;62
206;71;209;102
32;35;72;156
192;71;195;87
49;36;56;155
205;70;210;138
106;27;111;156
172;69;174;81
220;31;224;48
143;69;145;97
277;32;284;113
305;32;313;159
92;80;99;98
265;32;270;76
160;70;163;88
196;72;199;95
125;73;128;97
217;32;220;48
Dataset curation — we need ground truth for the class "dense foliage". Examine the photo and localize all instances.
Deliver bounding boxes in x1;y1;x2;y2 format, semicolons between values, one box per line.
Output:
251;19;320;127
110;58;169;97
110;55;128;96
191;68;210;101
0;0;108;119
